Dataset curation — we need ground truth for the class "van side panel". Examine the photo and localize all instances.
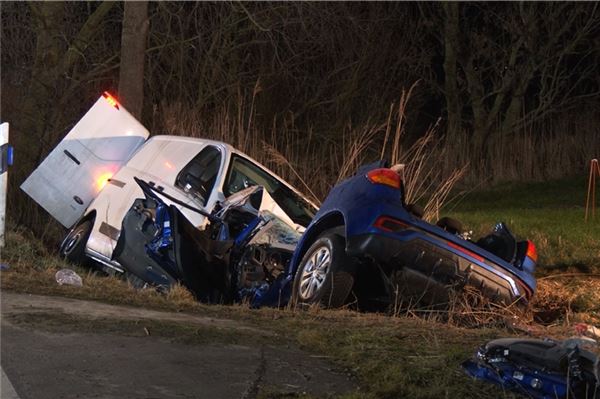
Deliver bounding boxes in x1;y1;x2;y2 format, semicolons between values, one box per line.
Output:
85;138;228;259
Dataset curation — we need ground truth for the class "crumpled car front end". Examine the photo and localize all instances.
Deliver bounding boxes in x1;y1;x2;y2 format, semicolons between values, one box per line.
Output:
113;178;300;306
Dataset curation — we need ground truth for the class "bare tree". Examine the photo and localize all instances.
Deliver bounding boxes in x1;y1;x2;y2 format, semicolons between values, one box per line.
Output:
433;3;600;146
19;2;115;166
118;1;149;119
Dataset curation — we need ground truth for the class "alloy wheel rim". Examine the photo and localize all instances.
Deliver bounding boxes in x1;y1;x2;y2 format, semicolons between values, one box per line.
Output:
64;231;82;254
298;245;331;300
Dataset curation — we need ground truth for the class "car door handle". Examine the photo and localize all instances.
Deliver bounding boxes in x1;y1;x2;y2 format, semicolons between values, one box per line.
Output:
63;150;81;165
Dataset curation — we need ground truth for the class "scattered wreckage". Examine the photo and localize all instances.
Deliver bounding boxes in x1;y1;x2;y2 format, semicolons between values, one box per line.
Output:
21;92;538;310
463;336;599;399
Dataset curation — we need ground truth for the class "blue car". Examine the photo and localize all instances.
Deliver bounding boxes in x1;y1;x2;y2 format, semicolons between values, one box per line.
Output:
115;162;537;309
284;161;537;309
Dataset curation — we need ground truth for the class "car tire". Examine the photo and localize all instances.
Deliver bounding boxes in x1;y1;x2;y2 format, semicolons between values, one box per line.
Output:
437;216;463;235
292;232;355;308
406;203;425;219
59;220;92;264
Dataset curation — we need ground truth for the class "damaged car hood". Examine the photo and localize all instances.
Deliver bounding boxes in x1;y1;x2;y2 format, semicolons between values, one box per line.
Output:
217;185;306;235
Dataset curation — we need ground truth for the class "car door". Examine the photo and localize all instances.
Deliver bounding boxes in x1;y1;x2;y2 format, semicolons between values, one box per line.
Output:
21;93;149;228
173;144;225;225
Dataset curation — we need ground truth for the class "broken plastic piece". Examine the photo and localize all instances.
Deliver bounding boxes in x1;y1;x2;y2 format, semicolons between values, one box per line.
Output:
55;269;83;286
575;323;600;340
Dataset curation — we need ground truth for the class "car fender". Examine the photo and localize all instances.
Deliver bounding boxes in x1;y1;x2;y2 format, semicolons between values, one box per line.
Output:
287;210;346;277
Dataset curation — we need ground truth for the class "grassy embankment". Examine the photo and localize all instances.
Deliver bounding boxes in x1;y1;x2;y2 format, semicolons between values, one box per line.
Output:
447;176;600;273
1;176;599;398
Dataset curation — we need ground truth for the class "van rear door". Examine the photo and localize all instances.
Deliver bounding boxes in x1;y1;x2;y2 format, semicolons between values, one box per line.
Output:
21;93;149;227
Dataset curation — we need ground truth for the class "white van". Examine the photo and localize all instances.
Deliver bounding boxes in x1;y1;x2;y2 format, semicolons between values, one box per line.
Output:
22;93;316;273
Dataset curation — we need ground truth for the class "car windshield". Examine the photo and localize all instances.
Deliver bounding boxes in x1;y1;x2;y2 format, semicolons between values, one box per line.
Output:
224;155;317;227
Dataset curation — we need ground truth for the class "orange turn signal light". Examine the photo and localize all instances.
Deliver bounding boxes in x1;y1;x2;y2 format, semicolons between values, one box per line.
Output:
95;172;114;191
526;240;538;262
102;91;120;109
366;168;401;189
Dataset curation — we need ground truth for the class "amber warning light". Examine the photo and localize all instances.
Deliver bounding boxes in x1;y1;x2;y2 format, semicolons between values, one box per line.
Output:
102;92;120;109
526;240;538;262
366;168;401;189
95;172;114;191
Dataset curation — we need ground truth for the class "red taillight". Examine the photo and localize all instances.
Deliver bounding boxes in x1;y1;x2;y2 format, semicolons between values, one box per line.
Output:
526;240;537;262
447;241;485;263
103;91;120;109
366;168;401;189
374;216;407;233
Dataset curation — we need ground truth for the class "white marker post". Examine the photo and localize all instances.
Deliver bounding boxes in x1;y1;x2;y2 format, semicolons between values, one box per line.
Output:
585;159;599;222
0;122;9;248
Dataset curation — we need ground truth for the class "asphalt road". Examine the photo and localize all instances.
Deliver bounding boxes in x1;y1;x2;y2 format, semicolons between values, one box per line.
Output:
1;292;355;399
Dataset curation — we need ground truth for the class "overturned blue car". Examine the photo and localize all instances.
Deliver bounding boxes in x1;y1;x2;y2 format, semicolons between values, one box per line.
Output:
114;161;537;309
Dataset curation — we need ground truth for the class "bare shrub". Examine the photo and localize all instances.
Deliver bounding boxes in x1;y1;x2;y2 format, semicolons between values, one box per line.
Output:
160;86;468;218
380;85;469;221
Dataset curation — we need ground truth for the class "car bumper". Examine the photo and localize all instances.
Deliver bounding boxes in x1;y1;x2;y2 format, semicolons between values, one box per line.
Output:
346;233;533;305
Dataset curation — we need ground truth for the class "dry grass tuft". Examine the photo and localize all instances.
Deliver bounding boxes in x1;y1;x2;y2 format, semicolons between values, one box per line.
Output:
165;283;198;308
533;276;600;326
389;286;531;331
444;287;531;329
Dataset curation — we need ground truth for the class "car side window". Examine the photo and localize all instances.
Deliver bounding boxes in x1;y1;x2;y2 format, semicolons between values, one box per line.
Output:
175;146;221;205
224;156;316;226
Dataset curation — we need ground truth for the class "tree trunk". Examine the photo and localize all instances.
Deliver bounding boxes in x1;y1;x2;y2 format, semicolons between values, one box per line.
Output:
118;1;149;120
20;3;65;168
442;2;461;138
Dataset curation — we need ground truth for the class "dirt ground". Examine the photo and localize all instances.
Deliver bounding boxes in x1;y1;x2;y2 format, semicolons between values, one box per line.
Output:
0;292;356;399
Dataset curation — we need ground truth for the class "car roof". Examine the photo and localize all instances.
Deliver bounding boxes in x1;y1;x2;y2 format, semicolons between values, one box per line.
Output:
149;135;319;210
150;135;236;151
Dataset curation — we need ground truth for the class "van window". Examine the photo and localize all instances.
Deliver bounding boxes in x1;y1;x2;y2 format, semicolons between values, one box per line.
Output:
224;155;316;227
176;146;221;205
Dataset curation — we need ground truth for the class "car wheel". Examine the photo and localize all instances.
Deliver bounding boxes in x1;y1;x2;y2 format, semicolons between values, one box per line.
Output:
406;203;425;219
292;233;355;308
437;216;463;235
59;220;92;264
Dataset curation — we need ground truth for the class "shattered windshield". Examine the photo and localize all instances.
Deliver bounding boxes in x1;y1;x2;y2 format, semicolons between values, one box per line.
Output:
249;211;302;248
224;155;317;227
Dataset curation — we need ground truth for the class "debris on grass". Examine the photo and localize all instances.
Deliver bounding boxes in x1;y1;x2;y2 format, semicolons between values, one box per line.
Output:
463;336;599;399
55;269;83;287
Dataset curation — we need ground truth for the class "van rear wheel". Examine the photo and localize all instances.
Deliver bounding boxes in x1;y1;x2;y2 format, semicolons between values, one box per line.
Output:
59;220;92;264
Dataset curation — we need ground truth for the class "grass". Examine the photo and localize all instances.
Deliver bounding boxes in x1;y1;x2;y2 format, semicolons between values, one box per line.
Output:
269;313;514;399
446;176;600;273
6;311;271;347
2;177;600;398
